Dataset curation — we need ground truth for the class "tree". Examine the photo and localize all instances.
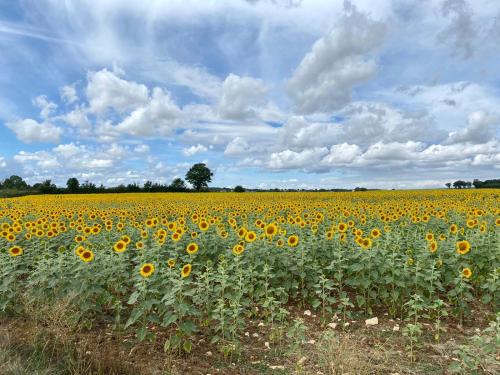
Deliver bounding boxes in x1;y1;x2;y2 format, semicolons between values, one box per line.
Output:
185;163;213;192
445;183;451;189
465;181;472;189
2;175;28;190
453;180;466;189
234;185;245;192
170;178;187;192
67;177;80;193
143;180;153;192
39;179;57;194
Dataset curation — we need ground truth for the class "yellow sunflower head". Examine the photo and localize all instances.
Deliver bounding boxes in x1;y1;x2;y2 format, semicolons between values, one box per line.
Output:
140;263;155;278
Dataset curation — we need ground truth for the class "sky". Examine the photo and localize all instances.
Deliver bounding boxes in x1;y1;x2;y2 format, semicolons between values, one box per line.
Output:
0;0;499;190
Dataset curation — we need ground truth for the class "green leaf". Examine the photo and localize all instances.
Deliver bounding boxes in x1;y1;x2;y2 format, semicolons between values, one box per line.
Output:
311;299;321;309
161;313;178;327
179;320;198;335
356;295;366;307
183;340;193;353
127;291;140;305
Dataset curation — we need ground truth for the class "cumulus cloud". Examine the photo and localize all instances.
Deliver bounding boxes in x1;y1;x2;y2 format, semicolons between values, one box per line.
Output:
86;68;149;114
0;156;6;168
6;119;63;143
32;95;57;119
60;84;78;104
183;144;208;157
114;87;181;137
218;74;268;120
445;110;499;144
286;2;386;114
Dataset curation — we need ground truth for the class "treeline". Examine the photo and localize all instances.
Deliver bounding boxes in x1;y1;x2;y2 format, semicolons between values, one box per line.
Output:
0;175;190;195
445;179;500;189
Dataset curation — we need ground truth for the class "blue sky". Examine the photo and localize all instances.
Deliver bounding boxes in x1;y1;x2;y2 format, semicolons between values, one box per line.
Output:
0;0;499;189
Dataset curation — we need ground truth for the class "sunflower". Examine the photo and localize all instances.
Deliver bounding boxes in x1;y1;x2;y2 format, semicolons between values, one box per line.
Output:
495;218;500;227
9;246;23;257
360;238;372;249
171;232;181;242
326;230;334;240
181;263;192;278
199;221;209;231
75;245;86;256
466;219;476;229
370;228;381;238
450;224;458;234
232;244;245;255
113;240;127;253
140;263;155;278
121;235;131;244
456;240;471;255
425;233;434;241
245;231;257;243
265;223;278;237
75;235;85;243
135;241;145;250
79;249;94;262
429;241;438;253
287;234;299;247
186;242;199;255
167;259;176;268
461;267;472;279
238;227;247;238
338;222;348;233
276;239;284;247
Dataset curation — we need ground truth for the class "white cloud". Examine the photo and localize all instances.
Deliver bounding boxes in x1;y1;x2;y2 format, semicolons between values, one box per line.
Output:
322;143;362;166
183;144;208;157
86;68;149;114
61;107;92;135
0;157;6;168
445;110;499;144
60;84;78;104
268;147;328;171
286;3;386;114
134;144;150;153
218;74;268;120
6;118;63;143
32;95;57;119
115;87;181;136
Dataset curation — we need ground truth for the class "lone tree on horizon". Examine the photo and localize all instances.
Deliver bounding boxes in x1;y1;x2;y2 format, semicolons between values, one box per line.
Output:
186;163;213;192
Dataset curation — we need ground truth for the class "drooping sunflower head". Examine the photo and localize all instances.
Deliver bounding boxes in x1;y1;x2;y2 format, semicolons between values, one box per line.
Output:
181;263;192;278
167;259;176;268
140;263;155;278
429;241;437;253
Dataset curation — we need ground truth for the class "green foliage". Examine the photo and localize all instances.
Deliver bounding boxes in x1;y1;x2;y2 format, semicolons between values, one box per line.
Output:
185;163;213;191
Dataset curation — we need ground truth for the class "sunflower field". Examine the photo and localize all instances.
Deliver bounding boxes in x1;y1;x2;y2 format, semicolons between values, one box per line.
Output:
1;190;499;355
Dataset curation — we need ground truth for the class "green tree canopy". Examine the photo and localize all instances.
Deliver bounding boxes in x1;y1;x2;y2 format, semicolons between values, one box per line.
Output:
185;163;213;192
66;177;80;193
